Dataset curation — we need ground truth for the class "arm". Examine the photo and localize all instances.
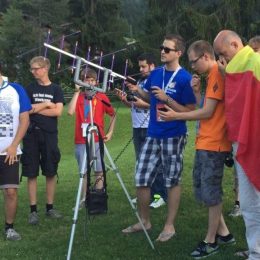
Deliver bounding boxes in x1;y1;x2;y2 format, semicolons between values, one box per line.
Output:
38;102;63;117
104;113;116;142
114;88;131;108
30;101;56;114
191;74;202;106
152;86;195;112
68;85;81;115
126;82;150;103
158;98;218;121
4;111;30;165
132;96;150;109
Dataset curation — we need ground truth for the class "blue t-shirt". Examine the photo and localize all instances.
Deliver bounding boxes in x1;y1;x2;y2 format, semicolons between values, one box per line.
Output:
144;66;196;138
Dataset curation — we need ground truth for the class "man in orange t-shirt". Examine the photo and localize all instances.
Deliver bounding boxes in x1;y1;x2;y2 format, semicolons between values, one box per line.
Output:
158;40;234;259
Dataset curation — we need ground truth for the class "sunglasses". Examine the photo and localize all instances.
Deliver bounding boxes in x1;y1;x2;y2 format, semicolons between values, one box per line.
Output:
159;45;178;54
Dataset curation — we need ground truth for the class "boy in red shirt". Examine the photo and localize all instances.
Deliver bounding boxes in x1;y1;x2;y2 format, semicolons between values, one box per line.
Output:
68;68;116;207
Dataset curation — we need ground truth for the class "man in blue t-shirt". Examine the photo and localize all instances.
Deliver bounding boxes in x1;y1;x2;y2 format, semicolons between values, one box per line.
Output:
0;65;31;240
115;53;167;208
122;34;196;242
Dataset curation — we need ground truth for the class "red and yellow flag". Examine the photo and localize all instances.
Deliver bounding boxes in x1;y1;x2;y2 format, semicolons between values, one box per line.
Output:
225;46;260;190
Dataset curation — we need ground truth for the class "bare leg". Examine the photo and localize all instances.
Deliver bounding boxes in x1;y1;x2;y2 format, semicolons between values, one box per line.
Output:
46;176;56;204
28;177;37;205
161;185;181;235
4;188;18;224
122;186;151;232
205;203;229;243
94;171;104;190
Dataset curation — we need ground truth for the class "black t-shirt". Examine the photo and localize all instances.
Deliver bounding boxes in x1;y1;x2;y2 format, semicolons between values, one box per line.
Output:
26;82;64;132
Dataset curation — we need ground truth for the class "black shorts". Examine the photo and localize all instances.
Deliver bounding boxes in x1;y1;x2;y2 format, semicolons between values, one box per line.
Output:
21;129;61;178
0;155;20;189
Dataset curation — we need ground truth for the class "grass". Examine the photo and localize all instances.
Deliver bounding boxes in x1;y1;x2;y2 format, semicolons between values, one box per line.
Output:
0;101;247;260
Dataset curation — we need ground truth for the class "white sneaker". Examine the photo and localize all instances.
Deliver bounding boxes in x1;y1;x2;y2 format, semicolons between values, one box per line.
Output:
72;199;85;211
5;228;21;241
131;197;137;204
150;197;166;209
229;204;242;217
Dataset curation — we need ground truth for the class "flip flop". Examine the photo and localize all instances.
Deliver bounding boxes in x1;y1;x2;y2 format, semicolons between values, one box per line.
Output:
122;224;151;234
156;231;176;242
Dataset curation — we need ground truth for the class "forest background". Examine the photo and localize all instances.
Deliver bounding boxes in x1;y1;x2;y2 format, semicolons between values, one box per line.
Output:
0;0;259;90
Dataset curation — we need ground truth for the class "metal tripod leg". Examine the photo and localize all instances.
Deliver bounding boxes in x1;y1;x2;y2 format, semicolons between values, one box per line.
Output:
67;147;88;260
104;144;155;250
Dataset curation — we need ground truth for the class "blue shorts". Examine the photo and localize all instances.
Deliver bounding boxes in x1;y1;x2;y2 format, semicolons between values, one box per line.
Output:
135;136;187;188
193;150;228;206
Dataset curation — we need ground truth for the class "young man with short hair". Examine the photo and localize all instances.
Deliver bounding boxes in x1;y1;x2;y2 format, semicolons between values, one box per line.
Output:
115;53;167;208
122;34;196;242
159;40;235;258
0;64;31;240
21;56;64;225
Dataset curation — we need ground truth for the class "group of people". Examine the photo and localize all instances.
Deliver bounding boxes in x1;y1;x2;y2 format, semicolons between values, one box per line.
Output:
120;32;260;260
0;30;259;260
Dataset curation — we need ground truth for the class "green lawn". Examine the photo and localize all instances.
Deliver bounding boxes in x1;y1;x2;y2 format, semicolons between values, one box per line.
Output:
0;102;246;260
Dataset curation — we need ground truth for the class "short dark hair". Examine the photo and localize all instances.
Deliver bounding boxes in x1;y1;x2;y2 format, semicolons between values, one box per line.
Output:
249;35;260;46
138;53;156;66
164;34;186;56
188;40;215;59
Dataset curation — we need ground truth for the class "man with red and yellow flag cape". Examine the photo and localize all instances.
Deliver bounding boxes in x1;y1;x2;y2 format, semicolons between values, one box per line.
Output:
214;30;260;260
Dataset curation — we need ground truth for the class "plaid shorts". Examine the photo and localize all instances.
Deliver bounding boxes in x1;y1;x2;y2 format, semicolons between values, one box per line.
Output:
135;136;187;188
193;150;228;206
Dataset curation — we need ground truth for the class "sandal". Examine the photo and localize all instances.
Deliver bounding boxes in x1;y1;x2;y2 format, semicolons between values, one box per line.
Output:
122;224;151;234
156;231;176;242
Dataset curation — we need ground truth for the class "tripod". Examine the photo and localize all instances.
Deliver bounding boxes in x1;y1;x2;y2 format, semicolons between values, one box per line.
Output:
67;90;155;260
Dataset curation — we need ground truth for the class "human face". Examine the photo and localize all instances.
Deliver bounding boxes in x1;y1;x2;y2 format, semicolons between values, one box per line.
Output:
188;51;206;74
138;60;153;78
160;39;180;64
84;77;97;86
30;63;48;79
213;41;237;63
249;42;260;54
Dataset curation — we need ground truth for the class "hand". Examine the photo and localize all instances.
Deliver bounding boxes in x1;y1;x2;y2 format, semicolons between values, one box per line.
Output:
104;132;113;142
151;86;167;102
75;84;81;92
45;101;56;109
125;81;138;92
157;105;179;121
114;88;127;101
4;145;18;165
217;56;227;76
191;74;201;93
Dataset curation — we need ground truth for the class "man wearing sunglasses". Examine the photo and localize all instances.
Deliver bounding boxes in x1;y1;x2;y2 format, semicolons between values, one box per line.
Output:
122;34;196;242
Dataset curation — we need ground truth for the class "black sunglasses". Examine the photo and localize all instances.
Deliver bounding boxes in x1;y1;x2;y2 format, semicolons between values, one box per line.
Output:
189;54;204;66
159;45;178;54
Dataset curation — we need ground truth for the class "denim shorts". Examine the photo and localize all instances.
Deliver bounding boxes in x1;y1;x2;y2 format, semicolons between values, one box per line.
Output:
193;150;228;206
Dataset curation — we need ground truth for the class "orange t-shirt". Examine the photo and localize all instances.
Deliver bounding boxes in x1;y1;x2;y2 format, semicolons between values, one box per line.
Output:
195;63;231;152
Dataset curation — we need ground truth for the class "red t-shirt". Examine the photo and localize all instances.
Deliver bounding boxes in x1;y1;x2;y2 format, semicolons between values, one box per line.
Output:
74;92;115;143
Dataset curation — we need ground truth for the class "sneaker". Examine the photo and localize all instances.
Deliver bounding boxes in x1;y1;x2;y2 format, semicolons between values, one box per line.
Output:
131;197;137;204
72;199;85;211
5;228;21;241
216;233;236;245
28;211;39;225
46;209;63;219
229;205;242;217
191;241;219;259
150;196;166;209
